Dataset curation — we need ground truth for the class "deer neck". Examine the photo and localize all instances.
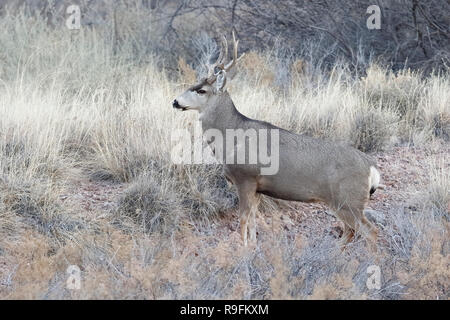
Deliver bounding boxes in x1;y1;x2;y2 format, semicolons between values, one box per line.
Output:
199;92;244;132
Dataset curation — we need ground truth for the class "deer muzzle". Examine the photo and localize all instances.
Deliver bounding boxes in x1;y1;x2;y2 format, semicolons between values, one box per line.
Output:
172;99;187;111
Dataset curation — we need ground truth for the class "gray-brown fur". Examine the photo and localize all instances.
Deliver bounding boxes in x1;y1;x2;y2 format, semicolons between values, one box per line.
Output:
173;33;381;249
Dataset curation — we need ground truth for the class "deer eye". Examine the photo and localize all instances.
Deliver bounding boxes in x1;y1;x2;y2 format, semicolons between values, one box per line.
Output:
197;89;207;94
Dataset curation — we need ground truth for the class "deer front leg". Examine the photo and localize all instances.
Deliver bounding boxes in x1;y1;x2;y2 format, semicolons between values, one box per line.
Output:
248;208;256;243
237;181;258;246
248;193;260;243
239;194;251;246
240;216;249;246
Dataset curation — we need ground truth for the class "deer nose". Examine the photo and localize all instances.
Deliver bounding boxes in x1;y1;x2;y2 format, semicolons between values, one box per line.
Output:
172;99;180;109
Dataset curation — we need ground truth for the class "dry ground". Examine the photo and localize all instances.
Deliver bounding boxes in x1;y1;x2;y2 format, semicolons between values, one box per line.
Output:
61;143;449;247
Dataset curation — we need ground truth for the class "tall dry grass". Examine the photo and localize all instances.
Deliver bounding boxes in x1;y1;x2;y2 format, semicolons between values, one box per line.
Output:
0;8;448;299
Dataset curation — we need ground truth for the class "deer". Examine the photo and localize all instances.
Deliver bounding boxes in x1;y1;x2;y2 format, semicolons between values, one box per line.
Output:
172;32;383;250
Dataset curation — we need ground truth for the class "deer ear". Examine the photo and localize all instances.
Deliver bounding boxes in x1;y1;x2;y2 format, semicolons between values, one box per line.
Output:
215;70;227;92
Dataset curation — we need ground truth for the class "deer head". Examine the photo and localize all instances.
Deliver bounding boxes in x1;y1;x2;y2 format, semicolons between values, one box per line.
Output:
172;31;244;113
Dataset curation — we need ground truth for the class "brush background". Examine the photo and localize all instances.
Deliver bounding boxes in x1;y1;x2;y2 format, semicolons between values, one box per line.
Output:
0;1;448;299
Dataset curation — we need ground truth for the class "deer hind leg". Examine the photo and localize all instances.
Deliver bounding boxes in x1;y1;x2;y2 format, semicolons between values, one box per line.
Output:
339;224;355;249
237;181;258;246
361;215;379;253
336;206;379;252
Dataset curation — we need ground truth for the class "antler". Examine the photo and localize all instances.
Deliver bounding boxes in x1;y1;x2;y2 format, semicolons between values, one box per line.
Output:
206;36;227;79
206;31;244;83
224;31;241;72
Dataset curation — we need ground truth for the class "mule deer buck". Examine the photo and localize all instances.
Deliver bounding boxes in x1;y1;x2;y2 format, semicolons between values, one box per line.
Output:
172;32;382;249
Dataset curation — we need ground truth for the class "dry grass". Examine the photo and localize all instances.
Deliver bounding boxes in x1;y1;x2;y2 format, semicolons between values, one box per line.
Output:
0;9;448;300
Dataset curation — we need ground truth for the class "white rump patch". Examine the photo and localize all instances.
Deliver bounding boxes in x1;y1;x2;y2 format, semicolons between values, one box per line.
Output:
369;166;381;189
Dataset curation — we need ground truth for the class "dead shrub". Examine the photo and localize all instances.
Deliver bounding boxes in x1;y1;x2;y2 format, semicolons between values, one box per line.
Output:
362;67;424;119
428;159;449;219
240;51;275;87
178;57;197;85
117;165;238;233
0;176;82;241
351;108;398;152
116;172;182;234
177;165;238;223
432;112;450;141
